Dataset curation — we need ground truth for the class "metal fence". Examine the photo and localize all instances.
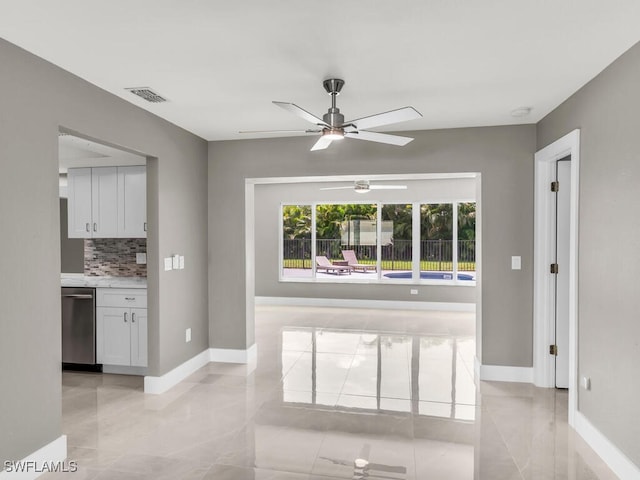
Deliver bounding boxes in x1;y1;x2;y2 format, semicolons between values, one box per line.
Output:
283;239;475;271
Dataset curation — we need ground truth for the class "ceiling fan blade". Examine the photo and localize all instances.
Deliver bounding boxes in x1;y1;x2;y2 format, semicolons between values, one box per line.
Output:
347;106;422;130
369;185;407;190
311;136;333;151
273;101;328;126
238;129;321;134
318;456;352;467
319;186;354;191
366;463;407;474
345;130;414;146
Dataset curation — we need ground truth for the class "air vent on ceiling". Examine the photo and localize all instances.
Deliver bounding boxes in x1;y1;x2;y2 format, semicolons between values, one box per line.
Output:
125;87;168;103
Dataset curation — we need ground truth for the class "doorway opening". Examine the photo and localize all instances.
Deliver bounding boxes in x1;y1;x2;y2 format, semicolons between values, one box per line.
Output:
533;129;580;426
58;129;148;376
246;172;482;380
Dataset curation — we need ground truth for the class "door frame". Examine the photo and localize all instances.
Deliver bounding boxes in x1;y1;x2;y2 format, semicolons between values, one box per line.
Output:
533;129;580;426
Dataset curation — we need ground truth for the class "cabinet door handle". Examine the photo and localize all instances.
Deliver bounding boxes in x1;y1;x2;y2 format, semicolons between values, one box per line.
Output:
85;223;90;232
124;312;128;323
125;297;135;301
93;223;97;232
144;222;147;232
132;313;136;323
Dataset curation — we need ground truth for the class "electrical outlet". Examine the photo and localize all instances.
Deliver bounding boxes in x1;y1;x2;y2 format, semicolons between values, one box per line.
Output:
136;253;147;265
185;328;191;343
410;289;418;295
511;256;521;270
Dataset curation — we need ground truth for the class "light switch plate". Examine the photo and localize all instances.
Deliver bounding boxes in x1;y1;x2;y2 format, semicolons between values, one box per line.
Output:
164;257;173;271
185;328;191;343
511;256;522;270
136;253;147;265
179;256;185;270
172;254;180;270
581;376;591;390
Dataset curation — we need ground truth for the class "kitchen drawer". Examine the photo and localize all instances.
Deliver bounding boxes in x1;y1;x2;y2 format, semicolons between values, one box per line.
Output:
96;288;147;308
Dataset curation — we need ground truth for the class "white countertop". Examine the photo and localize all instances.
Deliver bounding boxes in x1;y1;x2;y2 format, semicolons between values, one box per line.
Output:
61;273;147;289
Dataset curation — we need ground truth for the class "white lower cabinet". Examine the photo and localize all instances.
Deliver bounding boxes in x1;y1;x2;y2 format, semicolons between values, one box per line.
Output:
96;288;147;367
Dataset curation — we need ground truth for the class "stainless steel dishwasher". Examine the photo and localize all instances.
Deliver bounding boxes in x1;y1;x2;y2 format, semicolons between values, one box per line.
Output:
61;287;99;369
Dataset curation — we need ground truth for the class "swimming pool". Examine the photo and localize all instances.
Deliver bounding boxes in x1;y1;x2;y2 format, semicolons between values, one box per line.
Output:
383;272;475;281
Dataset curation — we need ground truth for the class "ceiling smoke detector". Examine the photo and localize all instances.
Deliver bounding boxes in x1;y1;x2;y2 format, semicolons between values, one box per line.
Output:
125;87;168;103
511;106;532;117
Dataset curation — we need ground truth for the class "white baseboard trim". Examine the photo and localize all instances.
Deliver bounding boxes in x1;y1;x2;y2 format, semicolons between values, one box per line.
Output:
255;296;475;312
479;364;534;383
0;435;67;479
144;345;259;395
102;365;147;376
575;411;640;479
144;349;210;395
209;344;257;365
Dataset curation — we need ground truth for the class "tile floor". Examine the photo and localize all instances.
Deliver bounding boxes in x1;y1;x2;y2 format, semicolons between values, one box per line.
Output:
44;305;616;479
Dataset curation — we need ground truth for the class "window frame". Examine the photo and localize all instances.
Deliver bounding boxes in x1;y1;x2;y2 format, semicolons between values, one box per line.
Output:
279;199;476;286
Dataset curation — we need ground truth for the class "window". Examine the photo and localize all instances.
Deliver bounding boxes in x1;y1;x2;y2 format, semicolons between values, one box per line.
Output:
315;204;377;280
457;202;476;277
282;205;311;279
280;201;475;284
380;204;412;281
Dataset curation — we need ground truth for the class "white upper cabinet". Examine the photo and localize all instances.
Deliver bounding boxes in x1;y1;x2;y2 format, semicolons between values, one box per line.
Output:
118;166;147;238
67;168;93;238
67;166;146;238
91;167;119;237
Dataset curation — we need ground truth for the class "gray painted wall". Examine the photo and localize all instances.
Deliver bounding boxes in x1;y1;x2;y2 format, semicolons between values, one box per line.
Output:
59;198;84;273
537;41;640;466
208;125;536;368
0;38;208;465
254;178;476;303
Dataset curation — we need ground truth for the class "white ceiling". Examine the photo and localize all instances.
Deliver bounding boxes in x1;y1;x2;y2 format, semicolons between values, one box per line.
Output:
2;1;640;141
58;134;145;173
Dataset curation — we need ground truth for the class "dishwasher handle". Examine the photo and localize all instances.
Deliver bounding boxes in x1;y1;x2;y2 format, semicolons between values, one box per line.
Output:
62;294;94;299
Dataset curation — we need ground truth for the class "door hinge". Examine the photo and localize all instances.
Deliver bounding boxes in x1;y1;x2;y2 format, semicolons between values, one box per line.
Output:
551;181;559;192
550;263;559;274
549;344;558;356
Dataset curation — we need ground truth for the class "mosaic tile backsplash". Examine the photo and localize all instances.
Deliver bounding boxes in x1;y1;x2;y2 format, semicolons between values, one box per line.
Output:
85;239;147;277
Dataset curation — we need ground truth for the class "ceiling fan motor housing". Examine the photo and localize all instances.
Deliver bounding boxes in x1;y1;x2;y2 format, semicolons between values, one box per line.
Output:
323;110;344;127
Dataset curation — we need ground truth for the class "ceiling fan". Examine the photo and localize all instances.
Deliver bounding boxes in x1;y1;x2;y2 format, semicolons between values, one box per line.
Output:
320;180;407;194
240;78;422;151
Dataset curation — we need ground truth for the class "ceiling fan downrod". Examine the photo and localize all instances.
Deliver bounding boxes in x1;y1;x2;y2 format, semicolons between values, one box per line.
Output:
322;78;345;128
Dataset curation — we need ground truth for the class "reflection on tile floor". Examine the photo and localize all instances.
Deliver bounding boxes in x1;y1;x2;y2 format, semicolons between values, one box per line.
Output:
43;306;617;479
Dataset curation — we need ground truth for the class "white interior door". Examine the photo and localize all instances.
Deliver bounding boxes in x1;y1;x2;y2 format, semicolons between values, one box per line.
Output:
554;159;571;388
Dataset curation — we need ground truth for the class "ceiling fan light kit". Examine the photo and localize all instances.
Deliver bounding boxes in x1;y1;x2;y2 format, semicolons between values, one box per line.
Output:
241;78;422;151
